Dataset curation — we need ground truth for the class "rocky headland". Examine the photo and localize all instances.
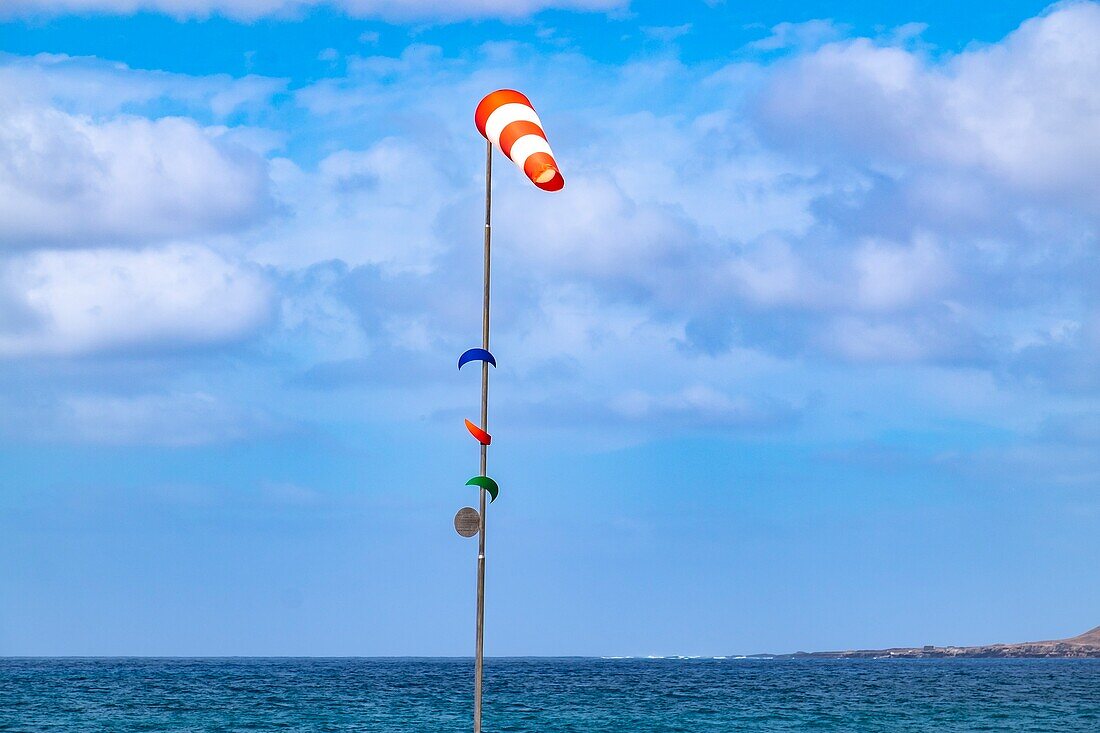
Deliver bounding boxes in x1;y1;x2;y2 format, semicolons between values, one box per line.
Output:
770;625;1100;659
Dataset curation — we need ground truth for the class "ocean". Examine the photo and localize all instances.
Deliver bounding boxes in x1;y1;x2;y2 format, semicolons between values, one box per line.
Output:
2;657;1098;731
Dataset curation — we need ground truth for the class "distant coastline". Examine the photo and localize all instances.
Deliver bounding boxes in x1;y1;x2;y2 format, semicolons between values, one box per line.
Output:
761;625;1100;659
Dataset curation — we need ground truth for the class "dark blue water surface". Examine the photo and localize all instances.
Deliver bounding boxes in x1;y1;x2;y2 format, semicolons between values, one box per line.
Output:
2;657;1098;731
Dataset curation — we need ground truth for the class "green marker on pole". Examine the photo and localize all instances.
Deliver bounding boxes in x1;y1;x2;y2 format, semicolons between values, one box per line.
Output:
466;476;499;503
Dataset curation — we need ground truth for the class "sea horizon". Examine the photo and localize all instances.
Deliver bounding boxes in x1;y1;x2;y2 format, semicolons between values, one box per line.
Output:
5;657;1099;731
4;651;1095;660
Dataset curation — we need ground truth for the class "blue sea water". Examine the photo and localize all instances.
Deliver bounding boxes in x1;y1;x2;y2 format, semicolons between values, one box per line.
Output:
1;657;1098;731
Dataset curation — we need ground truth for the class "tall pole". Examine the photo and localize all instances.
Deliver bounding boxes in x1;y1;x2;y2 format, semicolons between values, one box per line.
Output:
473;138;492;733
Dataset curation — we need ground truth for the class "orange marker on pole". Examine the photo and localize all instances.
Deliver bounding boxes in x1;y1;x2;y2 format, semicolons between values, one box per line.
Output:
464;418;492;446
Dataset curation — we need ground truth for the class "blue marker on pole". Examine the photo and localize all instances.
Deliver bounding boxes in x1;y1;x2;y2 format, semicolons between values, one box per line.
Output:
458;348;497;370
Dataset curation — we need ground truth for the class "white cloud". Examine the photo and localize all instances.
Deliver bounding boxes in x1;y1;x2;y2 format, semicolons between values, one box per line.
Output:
0;0;625;21
506;175;700;286
748;19;847;52
275;24;1093;379
853;235;952;311
753;2;1100;207
0;53;281;362
823;317;949;364
0;104;273;248
1;0;1092;408
0;53;287;117
723;236;833;309
251;138;459;270
0;245;274;357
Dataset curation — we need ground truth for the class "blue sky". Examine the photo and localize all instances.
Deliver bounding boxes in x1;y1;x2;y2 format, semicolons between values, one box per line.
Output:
0;0;1097;656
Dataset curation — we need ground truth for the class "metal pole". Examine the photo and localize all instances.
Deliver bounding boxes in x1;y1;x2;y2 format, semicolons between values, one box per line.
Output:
473;138;492;733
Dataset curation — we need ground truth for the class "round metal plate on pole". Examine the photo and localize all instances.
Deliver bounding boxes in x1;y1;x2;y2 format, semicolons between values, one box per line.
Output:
454;507;481;538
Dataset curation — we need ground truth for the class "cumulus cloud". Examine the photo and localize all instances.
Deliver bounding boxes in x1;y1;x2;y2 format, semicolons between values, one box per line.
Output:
0;0;625;22
820;312;986;365
0;245;274;357
0;105;273;249
0;50;283;381
852;235;952;312
0;53;287;119
0;1;1094;450
252;138;462;271
727;1;1100;375
752;2;1100;208
273;9;1099;381
748;19;847;52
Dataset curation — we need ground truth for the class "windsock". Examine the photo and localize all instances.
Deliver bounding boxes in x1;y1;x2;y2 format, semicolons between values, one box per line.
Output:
475;90;564;192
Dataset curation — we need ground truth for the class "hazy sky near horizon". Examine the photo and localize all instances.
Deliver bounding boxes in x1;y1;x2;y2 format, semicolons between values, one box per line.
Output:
0;0;1098;656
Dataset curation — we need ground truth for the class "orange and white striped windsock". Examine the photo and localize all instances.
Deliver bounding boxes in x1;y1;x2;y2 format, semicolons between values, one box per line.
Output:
475;89;564;192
